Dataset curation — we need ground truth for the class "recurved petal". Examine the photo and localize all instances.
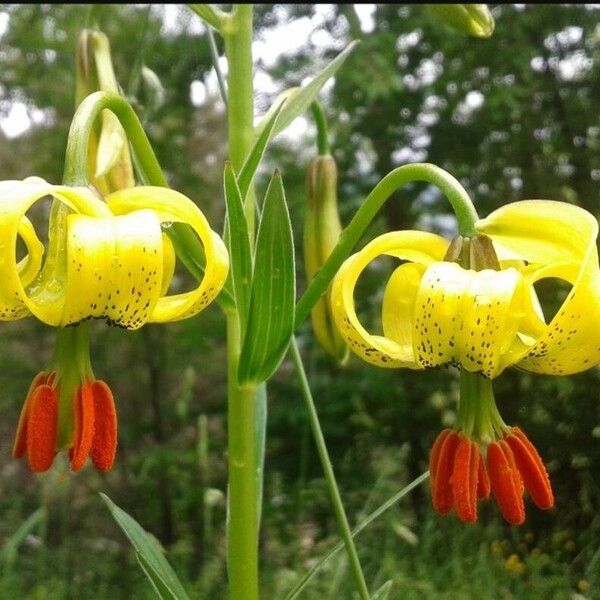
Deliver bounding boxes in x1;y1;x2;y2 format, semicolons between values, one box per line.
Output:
16;216;44;289
476;201;600;373
519;261;600;374
475;200;598;265
0;178;111;325
330;231;449;368
106;187;229;322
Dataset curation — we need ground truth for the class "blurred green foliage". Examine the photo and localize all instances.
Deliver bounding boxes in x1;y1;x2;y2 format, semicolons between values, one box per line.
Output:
0;4;599;598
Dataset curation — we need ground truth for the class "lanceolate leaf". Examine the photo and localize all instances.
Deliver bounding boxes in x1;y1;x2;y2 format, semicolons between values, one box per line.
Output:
238;171;295;384
254;41;358;141
100;493;190;600
224;163;253;332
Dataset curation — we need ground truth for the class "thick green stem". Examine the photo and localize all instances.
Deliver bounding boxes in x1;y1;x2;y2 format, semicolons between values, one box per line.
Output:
295;163;479;327
290;338;371;600
222;5;260;599
227;310;259;600
223;5;256;243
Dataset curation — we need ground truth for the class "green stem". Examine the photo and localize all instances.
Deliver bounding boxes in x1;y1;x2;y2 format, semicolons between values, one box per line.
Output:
223;4;256;243
227;310;259;600
310;101;330;156
222;5;260;599
289;337;370;600
64;91;167;187
295;163;479;327
458;371;507;442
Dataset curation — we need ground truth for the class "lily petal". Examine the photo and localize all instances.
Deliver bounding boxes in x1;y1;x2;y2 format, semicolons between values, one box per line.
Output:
63;210;164;329
106;187;229;322
0;179;111;325
331;231;448;368
476;200;598;264
413;263;527;377
519;261;600;374
477;200;600;374
382;262;425;356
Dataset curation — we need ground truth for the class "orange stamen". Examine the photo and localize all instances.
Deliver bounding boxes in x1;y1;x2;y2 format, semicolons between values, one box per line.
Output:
70;383;95;472
432;430;459;515
487;441;525;525
13;372;50;459
25;386;58;473
429;428;452;485
90;381;117;471
505;428;554;510
477;456;491;499
452;436;479;523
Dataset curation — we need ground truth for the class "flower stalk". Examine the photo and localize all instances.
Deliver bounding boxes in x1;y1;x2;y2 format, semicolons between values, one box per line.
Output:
221;5;260;599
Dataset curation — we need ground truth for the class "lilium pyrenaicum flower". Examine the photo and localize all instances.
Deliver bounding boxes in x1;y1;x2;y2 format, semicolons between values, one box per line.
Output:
3;177;229;472
0;177;229;328
331;200;600;524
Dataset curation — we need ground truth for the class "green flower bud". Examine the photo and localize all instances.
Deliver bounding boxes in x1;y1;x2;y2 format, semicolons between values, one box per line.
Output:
304;155;349;365
426;4;495;38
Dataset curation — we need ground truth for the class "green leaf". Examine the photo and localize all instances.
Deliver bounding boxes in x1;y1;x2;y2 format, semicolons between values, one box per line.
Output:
254;41;359;141
100;493;190;600
371;580;393;600
238;101;284;202
238;171;295;384
224;163;253;331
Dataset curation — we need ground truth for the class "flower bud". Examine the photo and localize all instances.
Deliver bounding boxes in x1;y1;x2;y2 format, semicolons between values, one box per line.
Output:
426;4;494;38
140;66;166;113
304;155;349;365
75;29;134;194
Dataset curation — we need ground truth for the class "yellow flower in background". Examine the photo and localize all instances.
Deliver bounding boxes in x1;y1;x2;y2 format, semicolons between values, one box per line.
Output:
331;199;600;524
0;178;229;329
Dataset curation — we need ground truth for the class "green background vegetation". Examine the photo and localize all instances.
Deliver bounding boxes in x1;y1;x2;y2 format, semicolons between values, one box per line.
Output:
0;4;599;598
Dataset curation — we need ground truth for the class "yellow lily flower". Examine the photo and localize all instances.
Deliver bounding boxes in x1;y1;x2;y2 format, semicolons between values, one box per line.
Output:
331;200;600;378
0;177;229;330
5;177;229;473
331;199;600;524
